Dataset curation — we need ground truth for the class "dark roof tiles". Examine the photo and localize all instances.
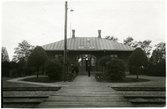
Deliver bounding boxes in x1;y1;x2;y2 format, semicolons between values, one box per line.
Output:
42;37;134;51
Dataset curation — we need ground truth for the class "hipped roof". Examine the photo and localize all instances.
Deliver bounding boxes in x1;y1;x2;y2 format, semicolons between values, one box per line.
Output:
42;37;134;51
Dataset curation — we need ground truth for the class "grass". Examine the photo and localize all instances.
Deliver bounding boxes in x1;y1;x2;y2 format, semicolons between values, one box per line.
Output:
2;77;45;87
106;77;150;83
22;77;61;83
2;77;62;108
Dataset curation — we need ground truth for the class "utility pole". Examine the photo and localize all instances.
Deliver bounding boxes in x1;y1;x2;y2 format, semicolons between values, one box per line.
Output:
64;1;68;82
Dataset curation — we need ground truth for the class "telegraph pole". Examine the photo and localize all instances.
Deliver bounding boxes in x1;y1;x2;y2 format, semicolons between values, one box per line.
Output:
64;1;68;82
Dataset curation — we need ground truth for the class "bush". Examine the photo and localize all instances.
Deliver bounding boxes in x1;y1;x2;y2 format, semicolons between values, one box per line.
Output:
45;59;63;80
148;60;166;76
2;61;10;77
95;73;109;82
106;58;126;81
66;73;76;81
16;68;33;77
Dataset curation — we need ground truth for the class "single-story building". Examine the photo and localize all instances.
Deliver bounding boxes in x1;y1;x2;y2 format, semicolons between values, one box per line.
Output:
42;30;134;72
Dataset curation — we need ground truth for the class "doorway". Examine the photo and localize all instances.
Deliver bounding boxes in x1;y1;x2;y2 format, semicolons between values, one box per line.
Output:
76;54;96;72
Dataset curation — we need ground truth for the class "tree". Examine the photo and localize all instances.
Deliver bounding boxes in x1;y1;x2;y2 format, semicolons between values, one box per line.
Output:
124;37;152;57
27;46;48;78
155;42;165;55
149;42;166;65
105;36;118;42
123;37;138;48
1;47;10;62
138;40;152;57
12;40;34;62
128;47;148;79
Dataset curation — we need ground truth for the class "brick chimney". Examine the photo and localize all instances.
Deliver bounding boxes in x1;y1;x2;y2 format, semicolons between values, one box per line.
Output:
98;30;101;38
72;29;75;38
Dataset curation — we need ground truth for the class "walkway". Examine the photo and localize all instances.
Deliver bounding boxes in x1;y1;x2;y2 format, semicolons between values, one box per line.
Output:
36;74;133;108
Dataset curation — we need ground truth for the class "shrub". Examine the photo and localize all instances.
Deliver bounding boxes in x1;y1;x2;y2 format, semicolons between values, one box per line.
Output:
28;46;48;78
45;59;63;80
148;59;166;76
128;47;148;78
16;68;33;77
2;61;10;77
66;73;76;81
106;58;126;81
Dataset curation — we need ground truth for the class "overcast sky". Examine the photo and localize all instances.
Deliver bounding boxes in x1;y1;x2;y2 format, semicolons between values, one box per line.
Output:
1;0;166;61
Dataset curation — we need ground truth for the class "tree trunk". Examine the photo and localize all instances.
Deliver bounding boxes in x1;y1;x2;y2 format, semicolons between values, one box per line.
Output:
137;67;139;79
36;67;39;78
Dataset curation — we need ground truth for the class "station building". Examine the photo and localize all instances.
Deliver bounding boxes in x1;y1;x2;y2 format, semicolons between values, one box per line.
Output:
42;30;134;72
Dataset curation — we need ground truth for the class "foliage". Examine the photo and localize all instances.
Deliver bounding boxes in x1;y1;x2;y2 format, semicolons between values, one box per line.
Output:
99;56;112;67
128;47;148;68
155;42;166;53
95;73;109;82
149;42;166;65
16;68;33;77
66;73;76;81
123;37;138;48
105;36;118;42
27;46;48;78
1;61;10;77
10;61;19;70
137;40;152;57
45;59;63;80
123;37;152;57
106;58;126;81
148;42;166;76
57;56;71;65
1;47;10;62
128;47;148;78
18;58;26;68
12;40;34;62
148;59;166;76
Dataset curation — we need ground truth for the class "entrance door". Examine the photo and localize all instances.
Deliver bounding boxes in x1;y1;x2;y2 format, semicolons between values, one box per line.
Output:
76;54;96;73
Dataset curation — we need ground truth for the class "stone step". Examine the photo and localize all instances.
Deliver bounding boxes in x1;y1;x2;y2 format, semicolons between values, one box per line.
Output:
3;101;41;104
112;87;166;91
3;96;48;98
37;101;133;107
3;99;44;102
3;87;61;91
128;98;165;103
124;95;166;98
44;98;128;102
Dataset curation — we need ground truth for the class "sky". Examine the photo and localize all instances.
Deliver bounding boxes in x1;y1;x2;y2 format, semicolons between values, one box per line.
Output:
1;0;166;61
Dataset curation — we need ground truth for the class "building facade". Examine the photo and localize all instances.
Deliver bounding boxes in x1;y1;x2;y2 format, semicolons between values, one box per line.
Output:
42;30;134;72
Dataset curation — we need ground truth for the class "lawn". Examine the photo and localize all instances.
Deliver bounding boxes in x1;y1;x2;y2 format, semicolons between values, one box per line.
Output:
2;77;62;108
109;77;150;83
22;77;61;83
2;77;46;87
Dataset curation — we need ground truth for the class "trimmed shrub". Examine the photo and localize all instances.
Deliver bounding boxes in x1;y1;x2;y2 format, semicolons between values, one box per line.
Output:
45;59;63;80
129;65;147;75
128;47;148;78
106;58;126;81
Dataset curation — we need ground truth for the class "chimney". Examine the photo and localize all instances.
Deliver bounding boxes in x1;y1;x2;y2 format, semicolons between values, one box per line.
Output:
72;29;75;38
98;30;101;38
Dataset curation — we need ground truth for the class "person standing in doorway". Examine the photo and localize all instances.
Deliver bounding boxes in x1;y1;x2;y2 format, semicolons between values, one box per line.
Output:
87;62;91;77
